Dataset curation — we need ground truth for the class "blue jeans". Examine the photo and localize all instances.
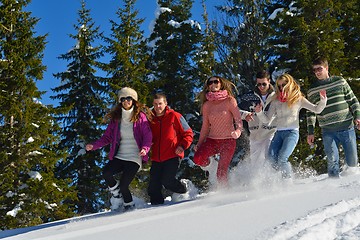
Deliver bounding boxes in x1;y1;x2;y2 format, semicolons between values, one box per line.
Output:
322;127;358;177
269;130;299;178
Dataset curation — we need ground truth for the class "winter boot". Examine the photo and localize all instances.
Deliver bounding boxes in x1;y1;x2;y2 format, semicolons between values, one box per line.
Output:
200;156;218;186
171;179;199;202
123;201;135;212
108;181;124;211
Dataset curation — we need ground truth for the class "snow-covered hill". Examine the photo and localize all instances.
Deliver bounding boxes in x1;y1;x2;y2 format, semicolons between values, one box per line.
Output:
2;168;360;240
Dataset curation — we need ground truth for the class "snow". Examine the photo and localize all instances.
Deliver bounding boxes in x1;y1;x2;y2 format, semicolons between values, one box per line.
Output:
167;19;201;30
28;150;43;156
28;171;42;181
168;20;181;28
1;167;360;240
268;8;283;20
76;148;86;157
6;203;23;218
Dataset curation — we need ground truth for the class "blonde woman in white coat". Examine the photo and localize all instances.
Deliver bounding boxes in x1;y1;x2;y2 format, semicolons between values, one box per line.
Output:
255;73;327;179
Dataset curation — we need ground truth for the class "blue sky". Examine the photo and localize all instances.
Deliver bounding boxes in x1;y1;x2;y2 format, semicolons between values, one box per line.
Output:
25;0;219;105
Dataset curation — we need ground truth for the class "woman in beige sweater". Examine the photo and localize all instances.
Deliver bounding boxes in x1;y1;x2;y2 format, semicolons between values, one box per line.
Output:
255;73;327;179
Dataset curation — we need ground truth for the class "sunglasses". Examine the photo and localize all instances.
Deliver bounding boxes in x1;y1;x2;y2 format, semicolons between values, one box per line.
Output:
207;79;220;86
313;66;324;73
120;96;133;103
256;82;268;87
277;83;287;89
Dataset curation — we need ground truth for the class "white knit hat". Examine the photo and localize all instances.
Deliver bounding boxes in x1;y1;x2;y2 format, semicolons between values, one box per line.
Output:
118;87;138;102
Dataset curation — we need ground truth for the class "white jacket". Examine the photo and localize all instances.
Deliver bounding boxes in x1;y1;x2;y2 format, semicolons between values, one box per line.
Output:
241;92;277;141
257;96;327;131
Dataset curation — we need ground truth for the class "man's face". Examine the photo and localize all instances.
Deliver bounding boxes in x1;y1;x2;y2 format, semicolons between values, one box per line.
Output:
153;98;167;116
313;64;329;80
256;78;270;95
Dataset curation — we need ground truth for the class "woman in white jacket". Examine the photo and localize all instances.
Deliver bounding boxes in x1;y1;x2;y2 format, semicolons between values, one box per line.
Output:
255;73;327;179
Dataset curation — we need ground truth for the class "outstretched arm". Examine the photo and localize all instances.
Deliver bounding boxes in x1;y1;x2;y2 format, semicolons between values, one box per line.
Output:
302;90;327;114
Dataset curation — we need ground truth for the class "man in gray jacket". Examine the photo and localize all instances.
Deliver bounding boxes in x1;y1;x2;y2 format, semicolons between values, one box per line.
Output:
240;70;276;165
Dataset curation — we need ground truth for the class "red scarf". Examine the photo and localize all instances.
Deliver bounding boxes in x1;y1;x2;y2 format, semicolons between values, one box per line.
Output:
206;90;229;101
277;91;287;102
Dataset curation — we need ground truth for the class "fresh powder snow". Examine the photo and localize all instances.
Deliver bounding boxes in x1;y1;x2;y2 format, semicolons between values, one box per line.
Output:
1;163;360;240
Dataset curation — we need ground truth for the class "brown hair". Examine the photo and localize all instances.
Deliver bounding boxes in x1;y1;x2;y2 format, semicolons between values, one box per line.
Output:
153;93;167;103
312;57;328;67
256;70;270;80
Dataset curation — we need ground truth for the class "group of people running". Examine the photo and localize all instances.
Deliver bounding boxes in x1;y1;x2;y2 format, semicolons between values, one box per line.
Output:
86;56;360;212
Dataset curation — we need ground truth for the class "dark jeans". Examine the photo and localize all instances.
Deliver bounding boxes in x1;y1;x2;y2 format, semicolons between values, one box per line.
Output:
148;157;186;205
103;158;139;204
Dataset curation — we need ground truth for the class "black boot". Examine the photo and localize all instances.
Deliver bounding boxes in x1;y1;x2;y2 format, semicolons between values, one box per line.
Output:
123;201;135;212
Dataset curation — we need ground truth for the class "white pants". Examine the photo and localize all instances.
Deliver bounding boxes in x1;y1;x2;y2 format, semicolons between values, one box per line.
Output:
249;137;272;165
231;137;274;189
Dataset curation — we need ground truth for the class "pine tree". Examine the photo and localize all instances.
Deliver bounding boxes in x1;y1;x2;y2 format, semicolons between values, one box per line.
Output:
214;0;272;94
51;0;107;214
190;0;216;130
267;0;346;79
341;0;360;77
102;0;150;104
146;0;202;114
0;0;76;229
195;0;216;83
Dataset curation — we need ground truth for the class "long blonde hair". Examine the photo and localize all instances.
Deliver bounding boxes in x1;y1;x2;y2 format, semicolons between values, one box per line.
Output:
276;73;303;107
198;76;238;106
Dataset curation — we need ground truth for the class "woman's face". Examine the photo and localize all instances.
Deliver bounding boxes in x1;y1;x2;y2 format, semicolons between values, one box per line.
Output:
120;96;133;110
207;77;221;92
277;79;287;92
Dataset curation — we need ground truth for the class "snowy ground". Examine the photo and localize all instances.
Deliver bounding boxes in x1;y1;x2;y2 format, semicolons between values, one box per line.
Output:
1;163;360;240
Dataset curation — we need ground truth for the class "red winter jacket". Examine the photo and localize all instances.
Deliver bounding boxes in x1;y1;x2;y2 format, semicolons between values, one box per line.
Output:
150;107;193;162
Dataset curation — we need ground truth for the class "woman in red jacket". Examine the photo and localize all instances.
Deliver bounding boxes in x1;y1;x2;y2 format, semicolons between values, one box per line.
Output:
148;93;194;205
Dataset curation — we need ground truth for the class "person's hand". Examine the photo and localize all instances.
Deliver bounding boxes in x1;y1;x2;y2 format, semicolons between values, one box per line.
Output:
85;144;93;151
319;89;327;99
193;144;199;152
254;104;262;113
139;148;147;156
231;129;241;139
307;135;314;145
245;113;254;122
355;119;360;130
175;146;184;155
